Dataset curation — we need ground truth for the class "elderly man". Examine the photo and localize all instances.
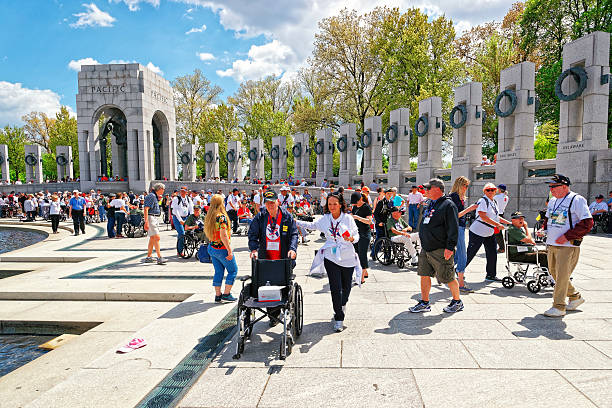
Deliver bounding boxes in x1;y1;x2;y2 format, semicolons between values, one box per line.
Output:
386;206;420;266
69;190;86;236
278;186;294;212
507;211;548;267
406;185;424;228
144;182;166;265
184;205;207;241
171;186;193;256
409;179;463;313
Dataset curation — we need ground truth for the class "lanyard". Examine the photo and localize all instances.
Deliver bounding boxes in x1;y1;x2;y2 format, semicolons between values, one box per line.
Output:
330;216;341;242
551;193;570;214
267;211;282;233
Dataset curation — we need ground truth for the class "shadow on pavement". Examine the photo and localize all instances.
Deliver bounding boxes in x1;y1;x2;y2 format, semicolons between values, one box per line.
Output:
510;315;573;339
159;300;223;319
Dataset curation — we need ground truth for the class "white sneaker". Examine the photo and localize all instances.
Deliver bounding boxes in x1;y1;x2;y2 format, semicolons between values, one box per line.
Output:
333;320;344;332
566;297;585;311
543;307;566;317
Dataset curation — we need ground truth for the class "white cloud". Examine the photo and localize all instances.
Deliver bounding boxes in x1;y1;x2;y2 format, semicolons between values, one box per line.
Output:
216;40;297;82
186;24;207;34
67;58;164;75
197;52;216;61
0;82;73;127
110;0;160;11
70;3;115;28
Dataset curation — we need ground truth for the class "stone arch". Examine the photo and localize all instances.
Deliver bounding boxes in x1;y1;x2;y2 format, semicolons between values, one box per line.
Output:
92;104;129;179
152;110;170;180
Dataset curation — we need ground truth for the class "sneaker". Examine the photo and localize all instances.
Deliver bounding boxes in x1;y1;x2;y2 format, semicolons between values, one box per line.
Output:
143;257;155;263
221;293;237;302
410;256;419;266
543;307;566;317
333;320;344;332
215;295;222;303
459;285;474;293
156;257;167;265
409;300;431;313
443;299;464;313
566;297;585;311
485;276;501;282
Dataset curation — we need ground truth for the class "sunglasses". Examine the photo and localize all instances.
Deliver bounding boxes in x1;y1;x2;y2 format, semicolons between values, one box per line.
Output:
484;188;497;192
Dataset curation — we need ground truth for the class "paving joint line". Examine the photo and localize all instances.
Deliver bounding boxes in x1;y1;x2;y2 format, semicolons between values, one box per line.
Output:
459;339;481;368
255;373;273;408
555;369;601;407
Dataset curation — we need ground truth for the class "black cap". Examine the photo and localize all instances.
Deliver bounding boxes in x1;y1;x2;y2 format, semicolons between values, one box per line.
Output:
511;211;524;219
232;188;239;192
350;192;362;204
390;206;401;212
411;185;418;189
545;174;571;186
596;194;604;199
263;190;278;202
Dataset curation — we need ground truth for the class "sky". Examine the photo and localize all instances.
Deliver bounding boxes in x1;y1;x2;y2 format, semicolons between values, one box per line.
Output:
0;0;512;127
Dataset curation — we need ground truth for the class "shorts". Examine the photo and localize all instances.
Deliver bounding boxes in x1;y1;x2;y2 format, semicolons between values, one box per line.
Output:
148;215;160;237
417;248;455;284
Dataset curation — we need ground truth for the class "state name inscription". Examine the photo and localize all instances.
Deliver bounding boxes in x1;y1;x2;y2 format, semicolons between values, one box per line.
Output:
90;84;127;93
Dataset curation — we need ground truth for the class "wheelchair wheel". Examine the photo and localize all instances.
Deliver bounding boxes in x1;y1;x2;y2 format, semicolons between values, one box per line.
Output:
538;274;550;287
513;271;525;283
123;223;134;238
396;258;405;269
527;280;540;293
375;238;394;266
181;238;195;259
293;283;303;338
502;276;515;289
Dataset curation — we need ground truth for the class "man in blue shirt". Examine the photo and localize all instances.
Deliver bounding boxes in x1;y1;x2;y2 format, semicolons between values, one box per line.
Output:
68;189;86;236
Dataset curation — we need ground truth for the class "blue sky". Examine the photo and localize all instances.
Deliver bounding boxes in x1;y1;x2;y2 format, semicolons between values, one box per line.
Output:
0;0;511;127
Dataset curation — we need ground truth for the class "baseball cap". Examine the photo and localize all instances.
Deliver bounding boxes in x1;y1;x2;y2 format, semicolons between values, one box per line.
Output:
385;187;394;193
232;188;239;192
511;211;524;219
545;174;571;186
497;184;507;191
596;194;604;199
350;192;362;204
390;206;401;213
263;190;278;202
193;205;201;210
411;185;418;189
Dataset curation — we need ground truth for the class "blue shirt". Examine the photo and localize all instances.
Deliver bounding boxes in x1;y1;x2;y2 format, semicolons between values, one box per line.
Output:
143;192;161;216
69;196;86;210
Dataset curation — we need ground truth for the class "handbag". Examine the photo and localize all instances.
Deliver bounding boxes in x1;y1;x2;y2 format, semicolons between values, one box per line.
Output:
197;243;212;263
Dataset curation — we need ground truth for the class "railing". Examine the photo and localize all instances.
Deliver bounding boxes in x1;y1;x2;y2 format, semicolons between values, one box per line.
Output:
474;164;496;180
523;159;557;178
434;168;451;181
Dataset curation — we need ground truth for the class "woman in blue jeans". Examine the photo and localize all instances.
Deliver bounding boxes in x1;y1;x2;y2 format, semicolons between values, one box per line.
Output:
204;195;238;302
449;177;478;292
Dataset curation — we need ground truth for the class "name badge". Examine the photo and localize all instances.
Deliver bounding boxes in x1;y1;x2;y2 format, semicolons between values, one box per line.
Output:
282;225;288;232
267;241;280;251
517;246;529;253
423;217;430;224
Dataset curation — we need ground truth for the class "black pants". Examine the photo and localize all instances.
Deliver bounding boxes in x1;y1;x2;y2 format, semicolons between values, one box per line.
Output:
466;231;497;278
354;232;370;270
227;209;238;233
50;214;60;233
72;210;85;234
324;258;353;321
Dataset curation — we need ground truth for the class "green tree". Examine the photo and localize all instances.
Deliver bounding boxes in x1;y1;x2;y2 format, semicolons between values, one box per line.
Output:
0;125;27;181
534;121;559;159
21;111;55;153
196;103;240;179
48;106;79;178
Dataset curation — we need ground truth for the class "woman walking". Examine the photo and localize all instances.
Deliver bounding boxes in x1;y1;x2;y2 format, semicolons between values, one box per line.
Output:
465;182;511;282
296;193;360;332
350;192;372;283
449;177;478;292
49;195;61;234
204;194;238;303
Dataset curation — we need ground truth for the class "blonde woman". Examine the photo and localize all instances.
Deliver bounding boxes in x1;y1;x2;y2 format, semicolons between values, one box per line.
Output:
449;177;478;292
205;194;238;302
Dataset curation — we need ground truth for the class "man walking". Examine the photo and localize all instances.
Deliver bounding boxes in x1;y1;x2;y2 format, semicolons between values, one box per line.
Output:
409;178;463;313
144;183;166;265
226;188;241;234
69;190;86;236
542;174;592;317
406;185;424;229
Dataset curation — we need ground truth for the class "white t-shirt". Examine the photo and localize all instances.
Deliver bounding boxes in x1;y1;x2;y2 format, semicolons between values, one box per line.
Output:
253;193;262;206
278;193;294;209
171;195;192;220
546;192;592;247
110;198;126;213
589;201;608;214
50;201;61;215
469;196;500;237
320;191;327;206
407;192;424;205
494;193;509;214
193;196;204;208
225;194;241;212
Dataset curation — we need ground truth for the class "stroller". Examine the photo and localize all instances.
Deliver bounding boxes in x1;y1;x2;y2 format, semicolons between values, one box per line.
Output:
234;258;303;360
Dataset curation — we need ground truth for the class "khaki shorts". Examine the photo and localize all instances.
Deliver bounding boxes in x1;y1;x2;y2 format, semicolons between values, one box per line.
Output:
417;248;455;284
148;215;160;237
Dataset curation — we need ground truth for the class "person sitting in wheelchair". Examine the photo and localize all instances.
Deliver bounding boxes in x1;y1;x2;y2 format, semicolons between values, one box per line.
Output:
184;205;207;242
248;190;298;326
237;201;254;228
386;206;420;266
507;211;548;267
588;194;608;232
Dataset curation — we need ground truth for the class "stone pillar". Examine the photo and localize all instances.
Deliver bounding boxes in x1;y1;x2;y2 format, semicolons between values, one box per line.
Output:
388;108;411;188
56;145;74;180
494;63;536;214
556;31;610;191
315;128;333;186
249;138;265;180
0;144;9;183
204;142;219;180
338;123;358;187
227;140;243;181
362;115;383;185
416;97;443;185
292;133;310;180
180;143;197;181
271;136;287;181
450;82;483;182
24;145;43;183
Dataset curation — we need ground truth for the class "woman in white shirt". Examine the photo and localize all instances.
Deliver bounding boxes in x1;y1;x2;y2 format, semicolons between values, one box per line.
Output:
465;182;511;282
110;192;128;238
296;192;359;332
49;195;62;233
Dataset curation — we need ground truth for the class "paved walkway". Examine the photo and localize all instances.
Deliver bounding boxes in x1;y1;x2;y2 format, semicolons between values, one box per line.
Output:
0;220;611;407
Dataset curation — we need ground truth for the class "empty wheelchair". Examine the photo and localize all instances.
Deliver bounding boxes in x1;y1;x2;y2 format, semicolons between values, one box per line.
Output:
501;232;553;293
233;258;303;360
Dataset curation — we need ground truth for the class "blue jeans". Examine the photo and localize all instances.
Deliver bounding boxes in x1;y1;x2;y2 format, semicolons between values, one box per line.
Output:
115;212;126;236
99;205;106;221
173;215;185;254
408;204;419;228
107;215;115;238
208;245;238;287
454;226;467;273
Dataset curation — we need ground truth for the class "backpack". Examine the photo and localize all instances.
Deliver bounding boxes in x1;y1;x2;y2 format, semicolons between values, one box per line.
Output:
197;243;212;263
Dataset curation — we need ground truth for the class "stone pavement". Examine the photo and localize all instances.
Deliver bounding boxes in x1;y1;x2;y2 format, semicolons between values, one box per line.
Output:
0;220;611;408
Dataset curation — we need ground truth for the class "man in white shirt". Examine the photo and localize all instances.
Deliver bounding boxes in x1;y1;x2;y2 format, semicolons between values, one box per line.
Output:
278;186;294;212
589;195;608;216
493;184;509;252
171;186;193;256
253;188;263;214
319;188;327;213
406;185;424;229
225;188;241;233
